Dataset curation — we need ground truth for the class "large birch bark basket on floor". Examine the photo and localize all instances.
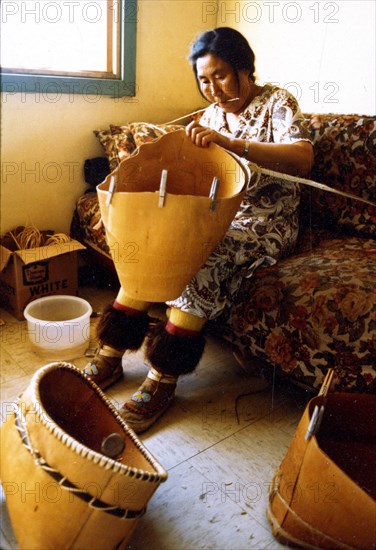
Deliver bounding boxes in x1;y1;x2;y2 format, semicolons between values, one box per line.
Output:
0;362;167;550
97;129;248;302
266;370;376;550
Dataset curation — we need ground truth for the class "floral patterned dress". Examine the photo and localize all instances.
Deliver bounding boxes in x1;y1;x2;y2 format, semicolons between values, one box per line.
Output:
167;85;312;321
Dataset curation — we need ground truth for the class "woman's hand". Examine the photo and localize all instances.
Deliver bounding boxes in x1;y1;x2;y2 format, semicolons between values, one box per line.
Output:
186;120;314;176
186;120;229;149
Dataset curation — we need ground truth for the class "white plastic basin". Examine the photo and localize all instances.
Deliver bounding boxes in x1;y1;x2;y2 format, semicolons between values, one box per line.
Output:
24;295;92;360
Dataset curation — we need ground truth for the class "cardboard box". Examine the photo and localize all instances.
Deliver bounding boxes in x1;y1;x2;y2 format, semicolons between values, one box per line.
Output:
0;239;86;320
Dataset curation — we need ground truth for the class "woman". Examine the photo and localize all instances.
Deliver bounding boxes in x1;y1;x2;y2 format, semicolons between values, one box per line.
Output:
84;27;314;433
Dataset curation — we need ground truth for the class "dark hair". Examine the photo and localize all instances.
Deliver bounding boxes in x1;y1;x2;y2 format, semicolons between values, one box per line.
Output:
189;27;256;96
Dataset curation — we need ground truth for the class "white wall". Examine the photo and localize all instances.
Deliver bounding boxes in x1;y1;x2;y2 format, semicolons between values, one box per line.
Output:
224;0;375;114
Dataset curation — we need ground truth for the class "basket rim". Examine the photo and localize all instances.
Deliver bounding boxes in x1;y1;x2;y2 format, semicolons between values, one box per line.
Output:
24;361;168;482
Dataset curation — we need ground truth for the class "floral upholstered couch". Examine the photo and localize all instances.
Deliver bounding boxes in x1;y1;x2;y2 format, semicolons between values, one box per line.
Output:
71;114;376;394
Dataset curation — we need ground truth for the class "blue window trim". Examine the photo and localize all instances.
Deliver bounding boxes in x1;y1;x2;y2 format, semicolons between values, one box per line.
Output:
0;0;137;98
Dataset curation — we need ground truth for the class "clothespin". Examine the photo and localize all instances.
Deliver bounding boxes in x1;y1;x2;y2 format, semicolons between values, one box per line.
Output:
305;368;335;441
209;176;220;211
305;404;325;441
106;175;117;206
159;169;168;208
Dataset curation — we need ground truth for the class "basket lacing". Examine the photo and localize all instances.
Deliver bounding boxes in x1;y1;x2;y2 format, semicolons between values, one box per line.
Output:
14;399;146;521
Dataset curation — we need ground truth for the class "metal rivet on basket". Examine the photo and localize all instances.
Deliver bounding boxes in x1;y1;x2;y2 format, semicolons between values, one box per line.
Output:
101;433;125;458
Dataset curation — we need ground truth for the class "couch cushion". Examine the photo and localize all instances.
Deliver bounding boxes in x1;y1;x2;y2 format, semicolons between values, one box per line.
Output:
94;122;184;170
221;233;376;393
94;125;137;170
129;122;184;147
302;114;376;237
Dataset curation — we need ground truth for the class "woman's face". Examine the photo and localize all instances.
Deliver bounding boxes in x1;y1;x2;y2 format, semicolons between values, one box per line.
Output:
195;53;252;113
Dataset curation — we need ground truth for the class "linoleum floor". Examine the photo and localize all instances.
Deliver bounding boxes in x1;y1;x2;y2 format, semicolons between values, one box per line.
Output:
0;284;310;550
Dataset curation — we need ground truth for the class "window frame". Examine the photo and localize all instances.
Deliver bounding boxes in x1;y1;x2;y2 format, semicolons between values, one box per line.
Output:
0;0;137;98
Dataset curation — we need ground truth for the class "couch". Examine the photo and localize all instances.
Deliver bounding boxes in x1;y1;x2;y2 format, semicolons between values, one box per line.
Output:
71;114;376;394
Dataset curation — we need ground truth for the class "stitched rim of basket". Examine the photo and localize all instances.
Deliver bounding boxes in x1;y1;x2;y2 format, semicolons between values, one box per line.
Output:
25;362;168;482
14;402;147;520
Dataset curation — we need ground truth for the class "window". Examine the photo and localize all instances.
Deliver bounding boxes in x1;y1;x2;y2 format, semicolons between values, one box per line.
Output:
0;0;137;97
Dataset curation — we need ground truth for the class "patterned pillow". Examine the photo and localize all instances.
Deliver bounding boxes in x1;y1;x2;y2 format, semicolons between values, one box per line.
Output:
94;122;184;170
94;125;136;170
130;122;184;147
110;125;138;166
